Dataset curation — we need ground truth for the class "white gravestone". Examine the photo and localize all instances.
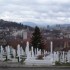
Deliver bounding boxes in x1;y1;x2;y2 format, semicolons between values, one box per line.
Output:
17;44;21;62
20;47;24;56
26;41;30;59
12;48;16;58
31;46;34;58
0;46;3;60
6;46;11;59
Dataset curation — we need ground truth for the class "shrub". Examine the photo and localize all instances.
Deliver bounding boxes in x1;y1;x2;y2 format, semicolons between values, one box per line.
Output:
20;58;26;64
36;55;43;60
55;61;61;65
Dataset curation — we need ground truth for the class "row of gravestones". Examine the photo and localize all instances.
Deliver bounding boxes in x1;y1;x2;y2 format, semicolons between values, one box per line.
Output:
0;44;25;62
0;41;44;62
0;41;70;64
0;41;53;62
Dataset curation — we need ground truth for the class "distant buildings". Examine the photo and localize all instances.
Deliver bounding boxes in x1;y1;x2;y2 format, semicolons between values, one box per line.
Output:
0;24;70;52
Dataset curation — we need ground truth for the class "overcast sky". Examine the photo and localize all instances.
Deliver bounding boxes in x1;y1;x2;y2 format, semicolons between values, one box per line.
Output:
0;0;70;25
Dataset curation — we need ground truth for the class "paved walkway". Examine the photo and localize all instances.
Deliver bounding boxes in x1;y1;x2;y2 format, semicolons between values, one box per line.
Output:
0;62;70;70
0;66;70;70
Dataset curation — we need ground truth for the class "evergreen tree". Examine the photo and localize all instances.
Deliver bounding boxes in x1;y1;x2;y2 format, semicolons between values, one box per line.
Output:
31;26;44;50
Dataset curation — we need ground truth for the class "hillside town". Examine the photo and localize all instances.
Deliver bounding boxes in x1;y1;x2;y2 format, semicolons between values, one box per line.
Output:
0;0;70;70
0;20;70;66
0;20;70;52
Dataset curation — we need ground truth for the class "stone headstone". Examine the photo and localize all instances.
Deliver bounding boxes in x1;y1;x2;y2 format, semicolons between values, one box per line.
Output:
0;46;3;59
6;45;11;59
17;44;21;62
12;48;16;58
31;46;34;58
26;41;30;59
20;47;24;56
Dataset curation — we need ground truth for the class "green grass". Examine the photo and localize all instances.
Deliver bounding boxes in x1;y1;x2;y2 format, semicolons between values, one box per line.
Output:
61;63;70;66
55;61;70;66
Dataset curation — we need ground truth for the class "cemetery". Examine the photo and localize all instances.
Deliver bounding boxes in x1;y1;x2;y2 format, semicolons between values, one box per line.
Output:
0;41;70;66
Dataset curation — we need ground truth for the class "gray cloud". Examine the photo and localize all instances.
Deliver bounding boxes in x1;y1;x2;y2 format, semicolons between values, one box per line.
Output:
0;0;70;25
